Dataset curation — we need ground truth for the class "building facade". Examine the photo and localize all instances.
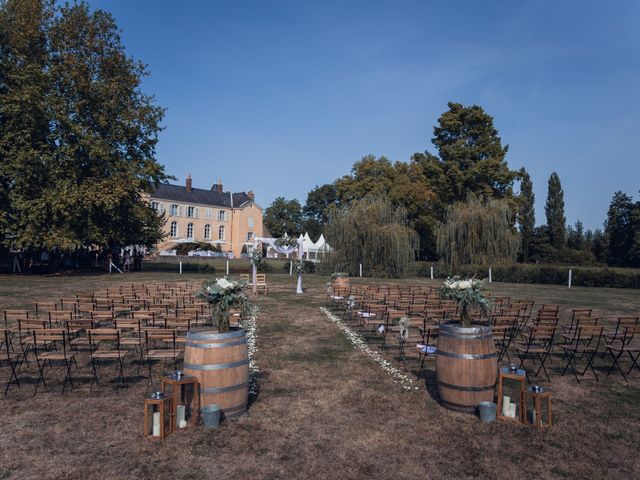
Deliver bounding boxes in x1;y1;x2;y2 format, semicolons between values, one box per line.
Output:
148;176;263;257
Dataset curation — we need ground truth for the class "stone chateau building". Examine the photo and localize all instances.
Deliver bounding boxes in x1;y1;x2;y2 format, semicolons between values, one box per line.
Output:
148;175;263;257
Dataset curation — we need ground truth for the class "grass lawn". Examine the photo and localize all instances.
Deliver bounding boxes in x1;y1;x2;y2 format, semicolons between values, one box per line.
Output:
0;272;639;479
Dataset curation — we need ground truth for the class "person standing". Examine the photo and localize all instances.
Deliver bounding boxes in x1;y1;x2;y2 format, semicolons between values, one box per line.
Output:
123;250;131;272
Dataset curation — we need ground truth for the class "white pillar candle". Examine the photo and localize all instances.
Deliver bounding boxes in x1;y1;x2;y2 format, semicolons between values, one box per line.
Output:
509;402;517;419
176;404;186;427
179;419;187;429
152;411;161;436
531;410;536;425
502;396;511;416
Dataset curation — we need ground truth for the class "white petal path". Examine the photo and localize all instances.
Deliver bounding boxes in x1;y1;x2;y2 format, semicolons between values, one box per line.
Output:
320;307;419;391
242;309;259;396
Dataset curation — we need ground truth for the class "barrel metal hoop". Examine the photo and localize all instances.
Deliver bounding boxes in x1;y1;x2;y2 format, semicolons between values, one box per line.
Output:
438;330;494;340
186;339;247;348
438;398;477;412
202;382;248;394
436;350;497;360
222;407;247;419
437;380;495;392
187;329;245;340
184;359;249;370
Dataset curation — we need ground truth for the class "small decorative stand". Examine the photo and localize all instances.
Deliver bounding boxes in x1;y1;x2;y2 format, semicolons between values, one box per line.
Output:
161;371;199;431
523;385;552;429
496;364;526;423
144;391;173;440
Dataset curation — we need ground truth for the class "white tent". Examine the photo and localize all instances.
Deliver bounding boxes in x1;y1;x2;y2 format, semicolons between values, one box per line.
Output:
300;232;331;261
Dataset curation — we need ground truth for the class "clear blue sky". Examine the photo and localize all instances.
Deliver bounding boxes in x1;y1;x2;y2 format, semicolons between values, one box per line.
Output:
92;0;640;231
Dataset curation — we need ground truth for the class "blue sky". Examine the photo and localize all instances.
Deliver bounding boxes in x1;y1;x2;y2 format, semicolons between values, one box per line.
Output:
92;0;640;231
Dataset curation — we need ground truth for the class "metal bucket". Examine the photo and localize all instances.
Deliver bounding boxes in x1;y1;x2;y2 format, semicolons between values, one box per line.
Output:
201;404;221;429
478;401;496;423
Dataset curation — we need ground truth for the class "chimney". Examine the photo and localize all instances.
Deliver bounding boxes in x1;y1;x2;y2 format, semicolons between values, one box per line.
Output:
185;174;192;192
247;190;255;201
216;177;223;193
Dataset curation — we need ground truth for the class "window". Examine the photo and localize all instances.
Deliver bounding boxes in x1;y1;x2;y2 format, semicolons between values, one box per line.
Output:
248;217;255;228
187;223;194;239
170;204;179;216
187;206;198;218
151;201;159;211
205;208;212;219
218;210;227;221
247;232;254;241
158;203;165;214
170;221;178;238
218;225;225;240
204;224;211;240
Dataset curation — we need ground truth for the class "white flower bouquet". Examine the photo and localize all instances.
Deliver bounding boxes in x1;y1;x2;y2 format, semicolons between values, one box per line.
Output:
275;233;298;248
200;277;251;332
292;258;305;274
250;243;263;264
440;276;490;327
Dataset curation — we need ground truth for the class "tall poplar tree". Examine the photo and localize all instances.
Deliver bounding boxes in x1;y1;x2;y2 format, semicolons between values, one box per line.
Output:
518;169;535;261
545;172;566;249
0;0;169;250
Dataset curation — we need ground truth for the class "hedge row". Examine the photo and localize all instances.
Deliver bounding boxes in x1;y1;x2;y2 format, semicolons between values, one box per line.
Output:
414;262;640;289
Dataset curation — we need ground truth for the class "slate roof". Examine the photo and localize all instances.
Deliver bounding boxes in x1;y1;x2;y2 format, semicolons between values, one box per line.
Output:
151;183;253;208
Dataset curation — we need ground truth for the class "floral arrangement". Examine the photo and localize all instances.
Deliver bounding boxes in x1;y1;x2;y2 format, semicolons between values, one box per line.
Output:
330;272;349;280
275;233;298;248
250;243;263;264
439;276;490;328
199;277;251;332
292;258;305;274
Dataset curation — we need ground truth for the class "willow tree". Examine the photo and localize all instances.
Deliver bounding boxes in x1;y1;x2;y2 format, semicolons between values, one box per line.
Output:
436;195;520;268
324;196;418;278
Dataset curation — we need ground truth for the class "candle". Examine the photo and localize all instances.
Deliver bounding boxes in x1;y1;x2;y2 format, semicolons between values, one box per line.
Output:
509;402;517;419
176;404;186;427
152;411;161;436
179;420;187;429
531;410;536;424
502;396;510;416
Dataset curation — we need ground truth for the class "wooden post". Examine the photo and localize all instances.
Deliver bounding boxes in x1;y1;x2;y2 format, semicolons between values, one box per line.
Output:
179;261;182;275
489;267;492;283
359;263;363;277
289;261;293;276
430;265;434;280
568;269;572;289
226;260;229;276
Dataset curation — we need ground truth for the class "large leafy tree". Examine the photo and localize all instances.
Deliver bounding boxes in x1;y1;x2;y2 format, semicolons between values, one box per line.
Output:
264;197;303;238
545;172;566;249
0;0;168;250
605;191;634;266
430;102;519;203
302;183;338;240
518;169;535;261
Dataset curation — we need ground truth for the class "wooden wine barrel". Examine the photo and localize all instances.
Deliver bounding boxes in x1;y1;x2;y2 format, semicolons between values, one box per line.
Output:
184;328;249;420
332;277;351;295
435;323;497;413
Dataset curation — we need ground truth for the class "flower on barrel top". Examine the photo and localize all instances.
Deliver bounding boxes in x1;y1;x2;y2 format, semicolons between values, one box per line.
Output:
275;233;298;248
330;272;349;280
439;276;490;328
199;277;252;332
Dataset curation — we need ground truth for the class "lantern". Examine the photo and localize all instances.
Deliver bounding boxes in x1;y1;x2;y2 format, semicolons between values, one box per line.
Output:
161;371;199;430
143;391;172;440
523;385;553;429
496;364;525;423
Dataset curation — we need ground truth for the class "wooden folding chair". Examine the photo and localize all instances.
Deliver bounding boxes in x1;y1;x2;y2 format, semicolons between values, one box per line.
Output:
145;329;182;382
88;329;129;390
516;324;557;382
605;325;640;381
255;274;268;295
560;325;604;382
31;329;77;394
3;329;27;395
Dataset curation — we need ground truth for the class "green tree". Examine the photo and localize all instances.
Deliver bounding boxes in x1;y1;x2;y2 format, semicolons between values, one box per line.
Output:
518;169;535;261
302;183;338;239
436;195;520;268
0;0;168;250
430;102;519;203
324;196;418;278
264;197;303;238
545;172;566;249
605;191;634;266
567;220;585;250
628;199;640;268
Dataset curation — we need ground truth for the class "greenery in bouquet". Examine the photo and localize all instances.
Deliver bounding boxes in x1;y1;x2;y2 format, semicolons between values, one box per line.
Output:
199;277;251;332
292;258;305;274
275;233;298;248
251;243;263;264
439;276;490;328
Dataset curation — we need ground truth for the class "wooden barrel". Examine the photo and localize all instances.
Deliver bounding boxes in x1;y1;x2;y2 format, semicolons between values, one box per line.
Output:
435;323;497;413
184;328;249;420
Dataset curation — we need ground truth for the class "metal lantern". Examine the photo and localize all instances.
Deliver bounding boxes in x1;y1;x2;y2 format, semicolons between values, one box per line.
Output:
496;365;526;423
161;371;199;430
143;391;173;440
523;385;553;429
